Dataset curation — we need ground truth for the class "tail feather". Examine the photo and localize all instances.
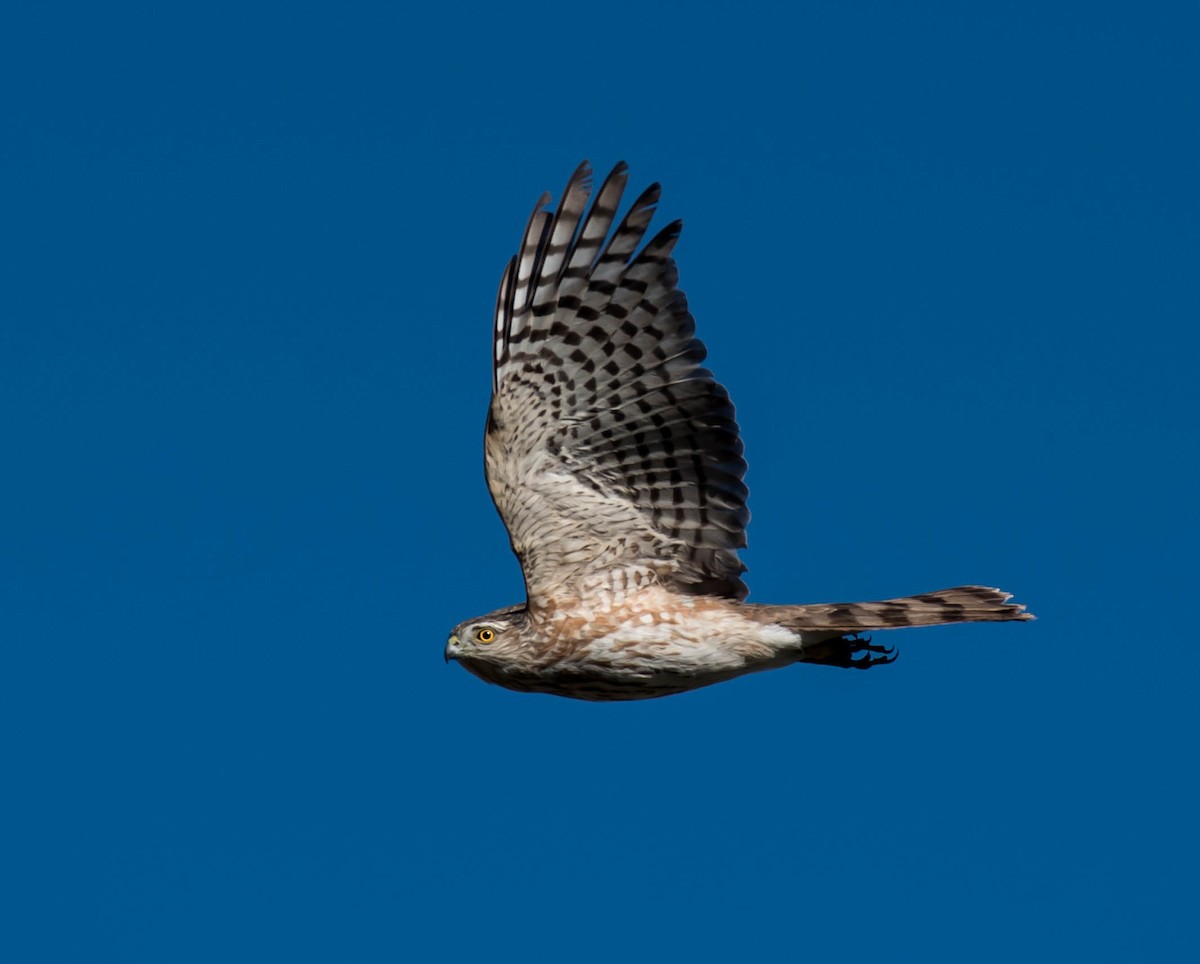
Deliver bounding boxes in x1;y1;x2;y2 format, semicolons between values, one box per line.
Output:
756;585;1034;632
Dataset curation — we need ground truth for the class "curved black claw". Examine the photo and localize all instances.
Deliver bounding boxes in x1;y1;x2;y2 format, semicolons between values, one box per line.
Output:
849;637;898;669
802;633;899;670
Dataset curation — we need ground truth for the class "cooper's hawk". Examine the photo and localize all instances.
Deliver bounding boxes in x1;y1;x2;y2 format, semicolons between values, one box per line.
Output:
445;162;1032;701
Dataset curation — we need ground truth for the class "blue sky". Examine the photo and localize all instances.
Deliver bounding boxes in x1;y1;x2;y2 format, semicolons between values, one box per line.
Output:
2;2;1197;960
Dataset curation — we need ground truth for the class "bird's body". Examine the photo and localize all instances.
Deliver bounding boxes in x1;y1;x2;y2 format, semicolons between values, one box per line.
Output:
445;161;1032;700
456;588;793;701
453;584;1025;701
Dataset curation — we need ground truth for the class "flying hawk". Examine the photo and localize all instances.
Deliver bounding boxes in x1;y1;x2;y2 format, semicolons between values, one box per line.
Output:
445;162;1032;701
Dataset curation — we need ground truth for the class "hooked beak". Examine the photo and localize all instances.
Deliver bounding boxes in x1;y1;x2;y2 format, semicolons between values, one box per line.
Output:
444;634;460;664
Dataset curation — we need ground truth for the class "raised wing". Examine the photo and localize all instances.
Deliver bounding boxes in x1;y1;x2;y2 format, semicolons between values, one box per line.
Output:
485;162;749;610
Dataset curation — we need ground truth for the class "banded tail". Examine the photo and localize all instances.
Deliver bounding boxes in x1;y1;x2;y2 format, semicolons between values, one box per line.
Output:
755;585;1034;632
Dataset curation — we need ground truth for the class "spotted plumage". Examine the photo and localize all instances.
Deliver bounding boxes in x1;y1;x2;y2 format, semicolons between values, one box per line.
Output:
445;162;1033;701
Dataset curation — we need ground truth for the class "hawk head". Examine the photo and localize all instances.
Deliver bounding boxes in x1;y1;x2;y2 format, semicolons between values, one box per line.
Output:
445;605;529;671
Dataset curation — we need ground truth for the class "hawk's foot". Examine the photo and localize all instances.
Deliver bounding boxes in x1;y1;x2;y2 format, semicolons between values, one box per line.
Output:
801;633;898;670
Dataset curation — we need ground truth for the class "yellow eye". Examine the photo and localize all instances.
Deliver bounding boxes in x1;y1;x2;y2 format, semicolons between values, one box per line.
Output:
476;628;495;644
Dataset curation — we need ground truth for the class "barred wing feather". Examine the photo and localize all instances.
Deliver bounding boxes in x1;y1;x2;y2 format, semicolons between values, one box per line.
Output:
485;161;750;607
